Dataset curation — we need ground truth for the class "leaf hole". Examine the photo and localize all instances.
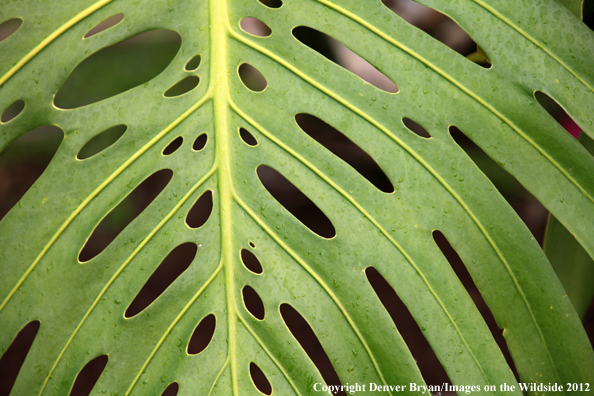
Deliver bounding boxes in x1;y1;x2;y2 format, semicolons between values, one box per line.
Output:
162;136;183;156
249;241;256;248
258;0;282;8
188;314;216;355
1;100;25;124
0;320;40;396
55;29;182;109
279;304;345;396
249;362;272;395
256;165;336;238
535;91;581;139
292;26;398;93
295;113;394;192
83;13;124;38
240;127;258;146
238;63;267;92
0;125;64;222
192;133;208;151
241;249;263;274
78;169;173;262
69;355;108;396
164;76;200;97
125;242;198;318
0;18;23;42
242;285;265;320
161;382;179;396
402;117;431;138
185;55;201;71
432;231;520;382
240;17;272;37
77;124;127;160
365;267;453;387
381;0;484;61
185;190;213;229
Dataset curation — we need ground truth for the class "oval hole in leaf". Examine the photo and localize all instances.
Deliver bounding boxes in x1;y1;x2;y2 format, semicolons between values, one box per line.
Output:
0;320;40;396
0;18;23;42
257;165;336;238
77;124;127;160
185;190;213;229
0;125;63;222
164;76;200;97
125;242;198;318
162;136;183;156
249;362;272;395
1;100;25;124
381;0;483;60
161;382;179;396
193;133;208;151
402;117;431;138
431;231;520;381
54;29;181;109
293;26;398;93
242;285;265;320
238;63;267;92
83;13;124;38
240;127;258;146
241;249;263;274
279;304;345;395
249;241;256;248
295;113;394;193
535;91;582;139
187;314;216;355
69;355;108;396
258;0;282;8
78;169;173;262
240;17;272;37
185;55;201;71
365;266;454;386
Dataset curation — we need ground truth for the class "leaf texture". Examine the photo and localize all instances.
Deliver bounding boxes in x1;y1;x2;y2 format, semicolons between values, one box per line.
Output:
1;0;593;395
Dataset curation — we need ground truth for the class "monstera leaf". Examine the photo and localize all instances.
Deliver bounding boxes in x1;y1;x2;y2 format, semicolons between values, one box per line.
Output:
1;0;593;395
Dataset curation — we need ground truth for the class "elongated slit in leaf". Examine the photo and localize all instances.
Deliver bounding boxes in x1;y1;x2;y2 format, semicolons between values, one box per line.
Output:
535;91;583;140
240;127;258;146
1;99;24;123
84;13;124;38
279;304;346;396
185;190;213;228
69;355;108;396
162;136;183;156
432;231;520;381
402;117;431;139
381;0;484;61
295;113;394;192
78;169;173;262
242;285;265;320
125;242;197;318
292;26;398;93
256;165;336;238
0;125;64;222
249;362;272;395
164;76;200;97
77;124;127;160
54;30;182;109
0;320;40;396
161;382;178;396
185;55;201;71
241;249;263;274
0;18;23;42
238;63;267;92
192;133;208;151
161;382;179;396
240;17;272;37
365;267;453;386
188;314;216;355
258;0;282;8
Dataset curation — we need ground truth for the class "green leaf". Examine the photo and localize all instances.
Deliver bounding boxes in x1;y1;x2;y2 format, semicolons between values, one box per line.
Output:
555;0;584;19
1;0;593;395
